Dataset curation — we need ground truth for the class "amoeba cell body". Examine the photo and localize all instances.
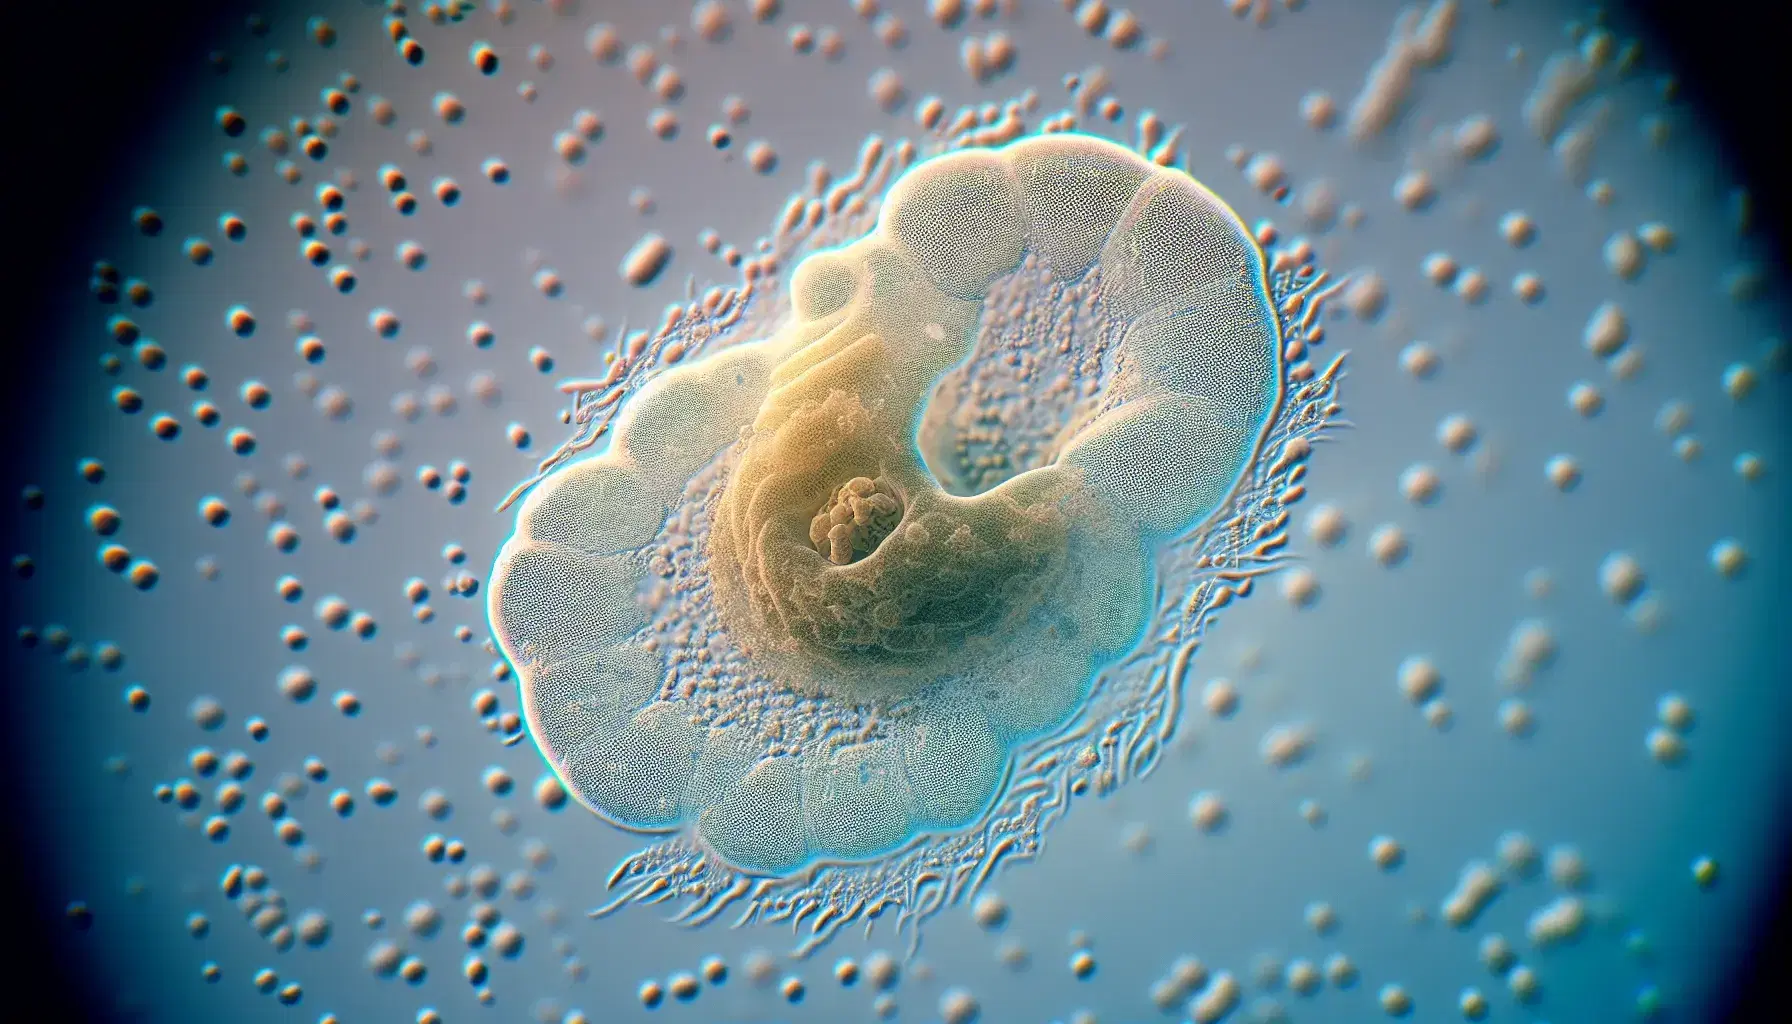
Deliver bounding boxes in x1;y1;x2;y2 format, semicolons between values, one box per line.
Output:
489;133;1340;946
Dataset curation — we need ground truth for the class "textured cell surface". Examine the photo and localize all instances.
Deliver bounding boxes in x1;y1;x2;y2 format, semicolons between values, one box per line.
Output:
493;135;1289;873
3;2;1788;1023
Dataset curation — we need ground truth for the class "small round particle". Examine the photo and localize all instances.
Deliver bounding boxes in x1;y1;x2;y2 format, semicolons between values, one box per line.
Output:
434;92;465;123
1437;415;1477;453
1305;504;1347;546
534;776;567;811
87;504;122;536
1500;699;1536;738
279;667;317;703
1605;231;1645;279
1647;727;1687;765
1568;381;1605;416
419;789;452;820
1639;222;1676;251
1507;965;1540;1003
1379;984;1413;1017
190;697;226;730
482;767;513;796
1512;271;1545;303
971;894;1008;930
638;980;664;1008
1454;115;1499;159
1710;539;1749;579
369;309;400;339
1370;836;1404;871
1069;950;1096;979
1723;362;1759;401
1285;959;1320;997
746;140;778;174
1658;694;1696;731
1499;211;1536;247
98;545;131;573
1202;678;1238;718
128;561;160;590
1299;800;1327;827
1547;844;1588;889
1692;856;1719;889
1189;791;1227;833
1300;91;1336;130
1280;567;1320;607
941;988;980;1024
1599;552;1647;604
226;306;256;337
1545;455;1582;491
1398;464;1441;505
1368;525;1409;567
1393;171;1434;211
1397;657;1441;703
1400;342;1438;378
553;131;586;164
1478;933;1516;972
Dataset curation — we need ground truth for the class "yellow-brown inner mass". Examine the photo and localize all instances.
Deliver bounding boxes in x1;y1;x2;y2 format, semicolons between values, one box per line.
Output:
706;332;1079;702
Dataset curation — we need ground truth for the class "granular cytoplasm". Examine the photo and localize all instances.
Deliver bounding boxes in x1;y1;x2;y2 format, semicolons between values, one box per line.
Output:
3;2;1787;1023
492;134;1337;894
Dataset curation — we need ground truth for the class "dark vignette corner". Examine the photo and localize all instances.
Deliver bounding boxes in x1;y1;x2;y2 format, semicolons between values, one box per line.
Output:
1621;4;1792;1020
2;5;243;1022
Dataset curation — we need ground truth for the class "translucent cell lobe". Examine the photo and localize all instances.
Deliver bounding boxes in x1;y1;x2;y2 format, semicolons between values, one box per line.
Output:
697;756;809;873
492;134;1312;889
893;699;1006;830
489;545;645;666
516;460;671;555
560;700;703;831
800;740;911;860
881;150;1027;299
1007;136;1154;283
521;648;660;764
